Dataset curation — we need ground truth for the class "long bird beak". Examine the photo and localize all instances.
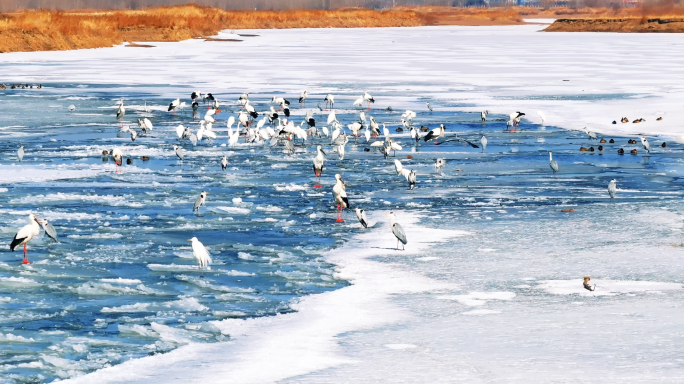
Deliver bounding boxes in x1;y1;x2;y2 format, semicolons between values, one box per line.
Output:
187;239;193;241
321;150;326;155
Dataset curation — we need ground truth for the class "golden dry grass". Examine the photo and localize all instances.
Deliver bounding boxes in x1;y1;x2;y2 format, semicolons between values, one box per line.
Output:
1;4;682;53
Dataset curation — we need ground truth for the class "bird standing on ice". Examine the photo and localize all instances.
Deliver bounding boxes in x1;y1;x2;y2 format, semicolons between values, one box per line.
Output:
424;124;446;143
354;208;368;228
608;179;617;199
549;152;559;173
434;158;446;174
17;146;24;162
313;146;325;188
537;110;546;125
640;136;650;153
363;92;374;109
481;110;488;122
386;212;407;250
193;191;208;214
116;100;126;121
509;111;525;127
221;156;228;171
188;237;212;269
173;145;185;161
480;136;487;152
584;128;597;140
324;94;335;110
168;98;180;114
333;174;349;222
10;214;42;264
111;148;123;172
299;90;308;106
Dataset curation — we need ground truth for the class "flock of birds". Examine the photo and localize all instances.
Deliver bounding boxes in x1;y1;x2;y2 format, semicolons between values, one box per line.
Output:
10;89;655;273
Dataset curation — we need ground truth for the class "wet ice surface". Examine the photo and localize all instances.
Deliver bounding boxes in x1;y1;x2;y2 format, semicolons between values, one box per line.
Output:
3;84;684;383
2;26;684;383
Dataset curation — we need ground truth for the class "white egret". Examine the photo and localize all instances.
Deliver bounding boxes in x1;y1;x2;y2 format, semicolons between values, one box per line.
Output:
537;110;546;125
608;179;617;199
17;146;24;162
481;136;487;152
188;237;212;268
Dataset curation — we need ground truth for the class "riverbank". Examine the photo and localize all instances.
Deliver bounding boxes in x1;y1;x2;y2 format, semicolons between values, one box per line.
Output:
545;16;684;32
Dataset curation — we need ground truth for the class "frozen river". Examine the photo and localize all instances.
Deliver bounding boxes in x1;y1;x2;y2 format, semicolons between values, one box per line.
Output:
1;24;684;383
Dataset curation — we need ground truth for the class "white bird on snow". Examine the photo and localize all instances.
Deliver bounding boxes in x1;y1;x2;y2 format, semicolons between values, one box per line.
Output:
355;208;368;229
386;212;407;250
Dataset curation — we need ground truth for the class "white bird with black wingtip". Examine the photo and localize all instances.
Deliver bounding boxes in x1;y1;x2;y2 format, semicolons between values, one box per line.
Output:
9;214;42;264
313;146;325;188
333;174;349;222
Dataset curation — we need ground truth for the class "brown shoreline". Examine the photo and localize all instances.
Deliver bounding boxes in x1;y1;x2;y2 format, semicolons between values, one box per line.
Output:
1;5;683;53
545;17;684;32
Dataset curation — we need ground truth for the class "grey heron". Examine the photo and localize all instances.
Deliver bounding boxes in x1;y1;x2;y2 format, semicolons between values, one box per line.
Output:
640;136;650;153
39;219;58;242
9;214;41;264
354;208;368;228
549;152;559;173
173;145;185;161
193;191;208;214
387;212;407;250
481;110;488;122
427;102;433;112
435;158;446;174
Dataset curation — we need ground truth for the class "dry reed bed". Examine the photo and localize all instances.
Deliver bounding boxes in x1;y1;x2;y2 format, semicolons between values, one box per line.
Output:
0;6;426;53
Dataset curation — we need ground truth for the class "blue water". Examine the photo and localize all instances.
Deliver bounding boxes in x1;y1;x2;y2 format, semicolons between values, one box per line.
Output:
0;84;681;383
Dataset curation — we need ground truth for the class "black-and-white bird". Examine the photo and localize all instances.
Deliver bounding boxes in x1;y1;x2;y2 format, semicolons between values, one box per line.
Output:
549;152;559;173
324;94;335;109
481;110;489;122
435;158;446;173
354;208;368;229
272;96;290;106
333;174;349;222
10;214;42;264
193;191;208;213
204;93;215;103
510;111;525;126
244;102;258;119
387;212;407;250
585;128;597;140
116;101;126;120
313;146;325;187
426;102;433;112
188;237;211;268
168;98;180;113
17;145;24;162
191;91;202;101
363;92;375;108
299;90;307;105
608;179;617;199
111;148;123;167
640;136;650;153
424;124;446;143
221;156;228;171
130;130;137;142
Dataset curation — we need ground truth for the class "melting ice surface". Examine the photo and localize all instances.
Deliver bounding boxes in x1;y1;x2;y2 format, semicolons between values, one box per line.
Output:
2;28;684;381
2;84;684;383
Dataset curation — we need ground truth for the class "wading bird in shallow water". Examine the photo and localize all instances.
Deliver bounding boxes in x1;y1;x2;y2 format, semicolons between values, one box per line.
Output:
299;90;307;106
363;92;375;109
188;237;212;269
355;208;368;228
480;136;487;152
608;179;617;200
426;102;433;112
434;158;446;174
173;145;184;161
313;146;325;188
324;94;335;110
481;110;488;122
193;191;208;214
333;174;349;222
10;214;41;264
39;219;58;243
168;98;180;114
424;124;445;143
386;212;407;250
549;152;559;173
640;136;650;153
17;145;24;162
221;156;228;171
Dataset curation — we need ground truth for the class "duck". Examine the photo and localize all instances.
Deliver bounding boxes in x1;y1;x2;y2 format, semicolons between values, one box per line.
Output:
583;276;595;292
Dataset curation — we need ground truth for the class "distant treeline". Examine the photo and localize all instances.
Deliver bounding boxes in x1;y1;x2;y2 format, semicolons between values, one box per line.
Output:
0;0;458;12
